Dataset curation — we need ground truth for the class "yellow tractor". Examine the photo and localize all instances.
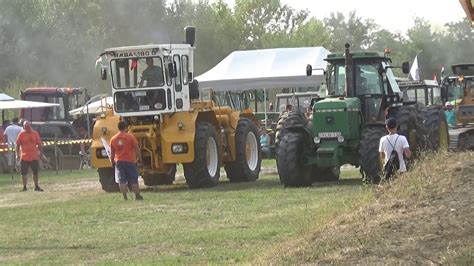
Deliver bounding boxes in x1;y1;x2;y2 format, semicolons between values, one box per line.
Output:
91;27;261;191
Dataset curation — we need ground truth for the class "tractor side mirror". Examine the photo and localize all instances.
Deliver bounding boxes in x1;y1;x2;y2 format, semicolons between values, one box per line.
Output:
402;62;410;74
168;62;177;78
306;64;313;76
101;67;107;80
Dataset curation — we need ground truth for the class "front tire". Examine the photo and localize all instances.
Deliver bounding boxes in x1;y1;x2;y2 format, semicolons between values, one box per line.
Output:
359;127;386;184
277;131;312;187
225;119;261;182
98;167;119;192
183;123;221;188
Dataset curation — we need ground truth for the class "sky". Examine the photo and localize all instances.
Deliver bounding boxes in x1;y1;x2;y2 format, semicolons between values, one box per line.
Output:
214;0;467;33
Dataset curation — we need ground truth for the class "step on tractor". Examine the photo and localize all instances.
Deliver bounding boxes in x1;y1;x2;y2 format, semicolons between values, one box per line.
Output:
440;64;474;150
396;80;449;151
91;27;261;191
277;44;439;186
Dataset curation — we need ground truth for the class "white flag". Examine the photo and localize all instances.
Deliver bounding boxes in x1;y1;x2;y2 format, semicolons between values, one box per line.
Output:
409;55;420;81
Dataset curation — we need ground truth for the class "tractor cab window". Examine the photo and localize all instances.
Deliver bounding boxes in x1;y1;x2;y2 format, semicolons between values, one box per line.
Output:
446;80;464;102
327;65;346;96
111;57;164;89
355;63;383;95
23;95;66;121
467;80;474;99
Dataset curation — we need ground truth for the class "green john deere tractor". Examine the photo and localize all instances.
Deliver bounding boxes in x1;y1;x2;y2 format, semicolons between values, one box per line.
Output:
277;44;432;186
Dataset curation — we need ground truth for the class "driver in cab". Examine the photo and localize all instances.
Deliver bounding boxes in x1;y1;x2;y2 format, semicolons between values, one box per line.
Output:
139;58;164;87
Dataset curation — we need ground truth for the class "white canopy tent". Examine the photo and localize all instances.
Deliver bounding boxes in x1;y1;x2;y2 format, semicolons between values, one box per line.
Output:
0;93;60;110
0;93;60;123
196;47;330;91
69;96;113;116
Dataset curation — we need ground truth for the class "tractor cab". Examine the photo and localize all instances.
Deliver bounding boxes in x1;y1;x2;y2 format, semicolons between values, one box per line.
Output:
397;80;442;107
21;87;85;122
322;46;408;124
98;27;196;119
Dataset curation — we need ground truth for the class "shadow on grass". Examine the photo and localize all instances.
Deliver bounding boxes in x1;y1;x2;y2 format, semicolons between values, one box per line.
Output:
141;176;363;194
313;177;362;188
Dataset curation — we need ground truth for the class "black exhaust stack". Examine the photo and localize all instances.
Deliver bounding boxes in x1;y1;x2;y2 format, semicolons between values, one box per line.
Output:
344;43;353;97
184;26;195;47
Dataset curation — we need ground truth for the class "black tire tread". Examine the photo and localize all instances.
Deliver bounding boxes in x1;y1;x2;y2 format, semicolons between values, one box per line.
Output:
183;122;220;189
359;127;386;184
225;118;262;182
277;131;312;187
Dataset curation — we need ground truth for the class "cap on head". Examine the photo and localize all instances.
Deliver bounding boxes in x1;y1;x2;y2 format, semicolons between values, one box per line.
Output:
385;118;397;129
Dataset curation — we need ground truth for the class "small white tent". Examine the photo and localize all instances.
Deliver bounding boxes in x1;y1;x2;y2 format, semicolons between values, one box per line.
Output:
196;47;330;91
0;93;60;110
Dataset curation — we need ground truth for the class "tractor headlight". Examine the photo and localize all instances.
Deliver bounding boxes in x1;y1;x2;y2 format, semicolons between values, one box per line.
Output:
386;97;391;103
313;136;321;144
172;143;188;154
337;135;345;143
95;148;109;159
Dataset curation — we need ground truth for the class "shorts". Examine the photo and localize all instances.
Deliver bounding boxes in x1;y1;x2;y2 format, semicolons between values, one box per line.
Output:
115;161;139;185
20;160;39;176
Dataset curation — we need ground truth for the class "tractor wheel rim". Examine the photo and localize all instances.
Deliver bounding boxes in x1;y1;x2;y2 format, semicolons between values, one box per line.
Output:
245;132;259;171
206;137;218;177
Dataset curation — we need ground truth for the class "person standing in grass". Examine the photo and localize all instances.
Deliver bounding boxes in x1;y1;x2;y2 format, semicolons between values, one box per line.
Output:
110;121;143;200
16;121;44;192
4;117;23;172
379;118;411;180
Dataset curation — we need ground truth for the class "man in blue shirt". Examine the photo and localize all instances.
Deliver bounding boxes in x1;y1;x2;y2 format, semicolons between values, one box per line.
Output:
260;129;271;158
445;102;456;128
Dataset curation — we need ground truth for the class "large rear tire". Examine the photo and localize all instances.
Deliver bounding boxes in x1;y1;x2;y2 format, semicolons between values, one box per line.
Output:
274;112;288;153
415;106;430;152
277;131;312;187
425;106;449;151
142;164;177;186
225;119;261;182
359;127;386;184
98;167;119;192
394;106;418;157
183;122;221;188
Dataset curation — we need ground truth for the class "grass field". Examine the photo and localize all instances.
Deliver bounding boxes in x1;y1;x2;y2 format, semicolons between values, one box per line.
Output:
0;160;370;264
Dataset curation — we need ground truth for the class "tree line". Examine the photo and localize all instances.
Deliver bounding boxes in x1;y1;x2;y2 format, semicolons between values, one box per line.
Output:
0;0;473;95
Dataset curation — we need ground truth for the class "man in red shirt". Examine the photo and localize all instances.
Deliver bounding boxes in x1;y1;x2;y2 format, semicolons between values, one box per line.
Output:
16;121;44;192
110;121;143;200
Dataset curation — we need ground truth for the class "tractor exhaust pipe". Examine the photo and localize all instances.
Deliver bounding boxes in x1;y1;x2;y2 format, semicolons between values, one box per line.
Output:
344;43;353;98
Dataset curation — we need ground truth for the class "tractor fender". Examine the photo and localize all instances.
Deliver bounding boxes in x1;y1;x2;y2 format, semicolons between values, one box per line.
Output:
282;111;312;136
161;110;215;164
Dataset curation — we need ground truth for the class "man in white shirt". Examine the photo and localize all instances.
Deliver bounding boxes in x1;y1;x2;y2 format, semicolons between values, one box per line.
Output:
379;118;411;176
4;117;23;172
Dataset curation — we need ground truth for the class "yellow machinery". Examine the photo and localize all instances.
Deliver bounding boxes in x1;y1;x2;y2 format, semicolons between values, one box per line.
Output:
91;27;262;191
441;64;474;150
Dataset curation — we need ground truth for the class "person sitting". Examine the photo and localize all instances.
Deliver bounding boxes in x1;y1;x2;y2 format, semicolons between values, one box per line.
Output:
260;129;271;159
139;58;164;87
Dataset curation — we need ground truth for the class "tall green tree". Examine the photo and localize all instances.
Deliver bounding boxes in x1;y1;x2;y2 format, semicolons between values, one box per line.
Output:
324;11;378;51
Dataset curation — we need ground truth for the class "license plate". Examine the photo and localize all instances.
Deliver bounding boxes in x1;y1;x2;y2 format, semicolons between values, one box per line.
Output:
318;132;341;138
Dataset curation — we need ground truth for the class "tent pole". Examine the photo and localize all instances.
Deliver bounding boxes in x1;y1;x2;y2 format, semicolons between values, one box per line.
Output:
264;88;267;128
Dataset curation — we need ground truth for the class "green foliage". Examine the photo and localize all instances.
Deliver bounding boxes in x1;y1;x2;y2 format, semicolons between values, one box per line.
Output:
0;0;472;93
